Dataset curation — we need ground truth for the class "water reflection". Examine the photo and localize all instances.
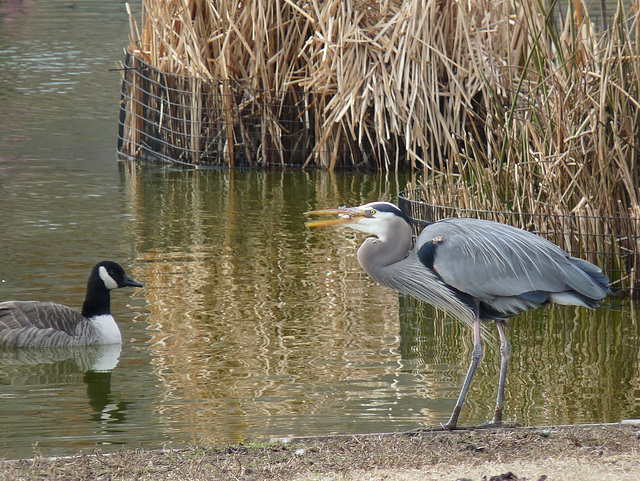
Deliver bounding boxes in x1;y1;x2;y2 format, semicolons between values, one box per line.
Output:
122;163;640;449
0;344;127;455
1;156;638;458
0;344;121;383
122;163;416;444
0;344;128;427
399;295;640;426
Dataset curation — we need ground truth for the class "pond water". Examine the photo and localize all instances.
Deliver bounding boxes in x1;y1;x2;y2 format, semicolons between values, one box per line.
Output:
1;0;639;461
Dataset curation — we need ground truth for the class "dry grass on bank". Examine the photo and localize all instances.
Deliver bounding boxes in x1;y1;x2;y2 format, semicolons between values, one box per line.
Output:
2;425;640;480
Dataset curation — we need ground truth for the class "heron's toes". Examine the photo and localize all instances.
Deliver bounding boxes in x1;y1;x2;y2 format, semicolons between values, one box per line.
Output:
475;420;521;429
404;423;460;435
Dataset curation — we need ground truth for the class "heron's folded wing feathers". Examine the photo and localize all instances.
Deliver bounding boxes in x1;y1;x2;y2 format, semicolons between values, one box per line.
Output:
417;219;608;302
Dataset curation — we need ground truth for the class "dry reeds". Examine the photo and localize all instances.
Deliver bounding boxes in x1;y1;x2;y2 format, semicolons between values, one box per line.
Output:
118;0;639;290
119;0;546;169
120;0;320;166
407;1;640;294
119;1;638;176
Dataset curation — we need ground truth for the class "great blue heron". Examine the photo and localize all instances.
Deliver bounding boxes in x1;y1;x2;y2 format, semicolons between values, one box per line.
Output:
305;201;610;429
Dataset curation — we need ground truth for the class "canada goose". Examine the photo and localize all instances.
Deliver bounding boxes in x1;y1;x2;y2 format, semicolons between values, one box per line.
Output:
0;261;143;348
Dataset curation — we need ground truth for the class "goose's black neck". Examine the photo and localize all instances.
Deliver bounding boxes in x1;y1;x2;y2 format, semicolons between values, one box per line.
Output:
81;275;111;318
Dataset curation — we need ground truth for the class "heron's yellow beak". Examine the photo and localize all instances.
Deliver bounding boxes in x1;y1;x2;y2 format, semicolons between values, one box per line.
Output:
304;207;365;228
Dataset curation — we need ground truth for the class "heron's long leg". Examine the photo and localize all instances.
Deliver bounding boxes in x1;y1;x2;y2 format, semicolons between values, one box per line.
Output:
491;320;511;425
445;315;483;429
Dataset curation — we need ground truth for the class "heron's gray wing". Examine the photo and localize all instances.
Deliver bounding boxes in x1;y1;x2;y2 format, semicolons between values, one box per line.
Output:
0;301;83;336
416;218;606;301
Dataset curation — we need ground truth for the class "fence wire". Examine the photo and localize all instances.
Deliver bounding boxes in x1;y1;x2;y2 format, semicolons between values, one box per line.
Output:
117;53;381;168
398;191;640;296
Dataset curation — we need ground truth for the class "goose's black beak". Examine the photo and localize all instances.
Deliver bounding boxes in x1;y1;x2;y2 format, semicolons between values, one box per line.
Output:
121;275;143;288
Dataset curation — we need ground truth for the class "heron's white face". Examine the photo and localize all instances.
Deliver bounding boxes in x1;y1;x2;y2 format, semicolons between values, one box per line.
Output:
305;202;407;241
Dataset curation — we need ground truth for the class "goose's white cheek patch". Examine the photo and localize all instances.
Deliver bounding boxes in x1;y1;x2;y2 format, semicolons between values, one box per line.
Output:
99;266;118;290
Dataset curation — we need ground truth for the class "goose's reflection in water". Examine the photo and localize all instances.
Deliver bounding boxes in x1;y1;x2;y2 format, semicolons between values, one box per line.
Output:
0;344;127;427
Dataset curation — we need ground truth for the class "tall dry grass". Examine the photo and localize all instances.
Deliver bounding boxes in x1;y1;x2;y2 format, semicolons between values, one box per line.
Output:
418;1;640;216
122;0;640;291
124;0;542;169
406;1;640;293
124;1;637;191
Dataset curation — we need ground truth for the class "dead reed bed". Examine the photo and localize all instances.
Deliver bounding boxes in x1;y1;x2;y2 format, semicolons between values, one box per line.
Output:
119;0;639;291
407;0;640;294
119;0;319;166
119;0;550;169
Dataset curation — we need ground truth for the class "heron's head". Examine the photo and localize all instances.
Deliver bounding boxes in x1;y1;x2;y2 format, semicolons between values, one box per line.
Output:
305;202;412;241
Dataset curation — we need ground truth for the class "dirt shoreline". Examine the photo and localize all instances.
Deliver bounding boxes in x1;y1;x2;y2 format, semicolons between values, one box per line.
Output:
2;423;639;480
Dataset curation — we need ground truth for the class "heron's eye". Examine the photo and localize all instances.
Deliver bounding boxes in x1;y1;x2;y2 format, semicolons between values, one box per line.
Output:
366;208;376;217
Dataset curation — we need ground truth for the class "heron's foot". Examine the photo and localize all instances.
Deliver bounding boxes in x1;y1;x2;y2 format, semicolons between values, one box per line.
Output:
405;426;454;435
474;407;520;429
404;421;464;435
474;419;521;430
405;406;470;435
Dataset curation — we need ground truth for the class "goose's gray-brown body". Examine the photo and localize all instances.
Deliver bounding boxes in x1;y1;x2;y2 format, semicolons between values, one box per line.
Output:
0;261;142;348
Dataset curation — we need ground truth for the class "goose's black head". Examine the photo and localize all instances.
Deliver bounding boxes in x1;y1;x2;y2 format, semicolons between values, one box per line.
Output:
92;261;143;291
81;261;142;318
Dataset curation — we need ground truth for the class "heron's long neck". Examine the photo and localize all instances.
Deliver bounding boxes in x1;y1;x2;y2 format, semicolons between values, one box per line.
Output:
357;232;412;287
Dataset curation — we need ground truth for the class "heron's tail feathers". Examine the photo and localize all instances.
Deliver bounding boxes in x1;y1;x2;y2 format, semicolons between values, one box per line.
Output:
549;291;601;309
569;257;611;293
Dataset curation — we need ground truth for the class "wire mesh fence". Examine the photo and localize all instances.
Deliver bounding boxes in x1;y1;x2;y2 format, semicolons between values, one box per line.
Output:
117;53;380;168
398;191;640;297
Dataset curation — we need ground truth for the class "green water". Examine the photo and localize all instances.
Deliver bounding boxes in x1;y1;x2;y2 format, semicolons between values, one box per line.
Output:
0;0;638;461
